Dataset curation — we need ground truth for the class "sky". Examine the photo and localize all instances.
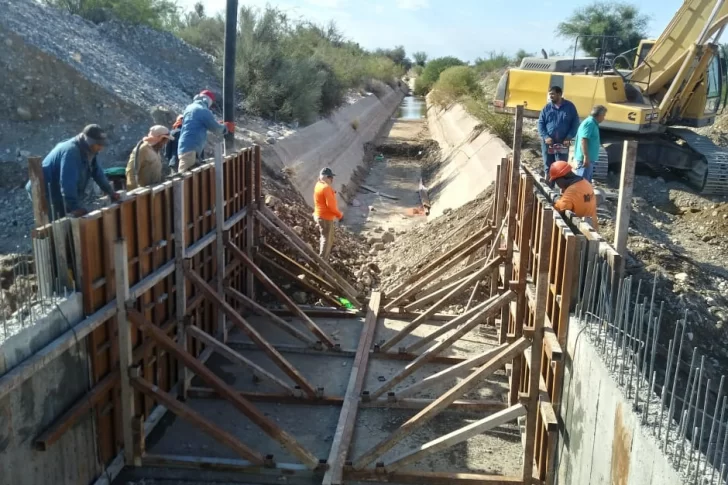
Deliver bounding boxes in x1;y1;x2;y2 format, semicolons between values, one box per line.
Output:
178;0;685;62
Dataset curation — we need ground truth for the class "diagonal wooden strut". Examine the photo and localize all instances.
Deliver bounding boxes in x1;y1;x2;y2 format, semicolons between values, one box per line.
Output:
323;292;382;485
394;343;509;399
224;286;317;345
130;376;265;464
257;253;342;308
378;256;504;353
127;308;320;468
226;240;335;348
404;295;502;353
383;231;492;311
184;266;318;397
353;337;531;470
368;291;516;401
384;403;527;472
186;325;295;395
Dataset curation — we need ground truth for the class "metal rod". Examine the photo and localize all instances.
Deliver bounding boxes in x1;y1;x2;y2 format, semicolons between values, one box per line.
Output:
659;338;675;440
649;302;664;389
697;379;713;480
645;371;656;424
704;376;725;478
693;356;707;440
711;399;727;485
679;371;700;467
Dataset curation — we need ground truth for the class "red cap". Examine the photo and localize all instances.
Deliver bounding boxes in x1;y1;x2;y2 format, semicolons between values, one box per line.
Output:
200;90;215;103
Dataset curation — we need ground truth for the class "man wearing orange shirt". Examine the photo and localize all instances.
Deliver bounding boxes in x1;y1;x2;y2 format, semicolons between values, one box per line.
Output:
313;167;343;261
548;161;599;231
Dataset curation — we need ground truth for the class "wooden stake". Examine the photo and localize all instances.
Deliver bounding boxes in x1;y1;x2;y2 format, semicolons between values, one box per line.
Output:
368;291;516;400
173;179;188;398
226;240;335;348
323;292;381;485
384;404;526;471
245;148;255;298
224;286;317;345
184;266;318;397
114;239;140;466
378;256;503;352
127;308;320;468
28;156;49;227
614;140;637;264
394;343;508;399
131;376;265;464
353;337;531;469
187;325;295;395
214;143;227;342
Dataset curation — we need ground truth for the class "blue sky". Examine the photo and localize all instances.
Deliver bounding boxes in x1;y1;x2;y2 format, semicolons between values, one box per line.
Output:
180;0;683;62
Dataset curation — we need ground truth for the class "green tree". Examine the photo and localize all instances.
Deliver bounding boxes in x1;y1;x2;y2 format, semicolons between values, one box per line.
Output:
412;51;427;67
42;0;179;30
414;56;464;95
556;2;649;57
514;49;535;64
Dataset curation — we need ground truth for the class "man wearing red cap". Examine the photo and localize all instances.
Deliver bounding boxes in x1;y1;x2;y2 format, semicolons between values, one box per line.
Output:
177;90;235;172
548;160;599;231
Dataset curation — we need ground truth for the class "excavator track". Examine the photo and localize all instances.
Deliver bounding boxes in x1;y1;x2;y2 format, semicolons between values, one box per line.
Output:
669;128;728;195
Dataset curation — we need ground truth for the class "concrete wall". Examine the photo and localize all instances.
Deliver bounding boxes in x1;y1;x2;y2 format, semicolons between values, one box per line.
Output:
425;96;510;218
0;294;100;485
556;317;683;485
263;84;407;210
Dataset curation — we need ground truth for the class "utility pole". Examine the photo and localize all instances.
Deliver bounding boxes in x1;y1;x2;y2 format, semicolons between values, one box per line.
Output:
223;0;238;154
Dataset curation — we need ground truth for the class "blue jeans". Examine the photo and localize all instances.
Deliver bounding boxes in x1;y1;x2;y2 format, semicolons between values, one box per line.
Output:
541;140;569;175
575;160;594;183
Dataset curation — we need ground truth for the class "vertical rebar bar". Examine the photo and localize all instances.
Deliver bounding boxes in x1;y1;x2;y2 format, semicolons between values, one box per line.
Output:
645;371;656;424
659;338;675;440
711;399;727;485
680;371;701;467
693;356;707;441
619;277;633;386
705;377;725;478
678;348;698;437
697;378;713;481
649;302;664;389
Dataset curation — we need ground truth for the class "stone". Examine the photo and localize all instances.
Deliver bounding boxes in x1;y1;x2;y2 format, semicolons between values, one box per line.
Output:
266;137;276;145
675;272;689;282
292;292;307;304
293;225;303;235
16;106;32;121
150;106;176;127
372;242;385;251
367;236;382;245
381;232;395;244
265;194;282;209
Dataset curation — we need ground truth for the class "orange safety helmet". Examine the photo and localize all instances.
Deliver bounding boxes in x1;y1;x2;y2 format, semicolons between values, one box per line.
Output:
549;160;572;181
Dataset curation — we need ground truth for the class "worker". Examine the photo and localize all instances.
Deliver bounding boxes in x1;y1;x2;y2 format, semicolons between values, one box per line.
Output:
25;124;120;220
125;125;173;190
537;86;580;177
165;115;183;172
177;90;234;172
548;160;599;231
313;167;343;261
573;105;607;183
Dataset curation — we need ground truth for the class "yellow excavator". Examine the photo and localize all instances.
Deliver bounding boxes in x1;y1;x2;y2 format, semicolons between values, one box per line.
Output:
493;0;728;194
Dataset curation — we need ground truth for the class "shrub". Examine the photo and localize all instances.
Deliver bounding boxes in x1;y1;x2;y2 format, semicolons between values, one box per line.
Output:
430;66;481;107
473;52;513;75
414;56;465;96
462;95;515;145
42;0;180;30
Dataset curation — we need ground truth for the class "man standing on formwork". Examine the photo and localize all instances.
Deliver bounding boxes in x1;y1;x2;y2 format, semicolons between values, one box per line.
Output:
177;90;234;172
313;167;343;261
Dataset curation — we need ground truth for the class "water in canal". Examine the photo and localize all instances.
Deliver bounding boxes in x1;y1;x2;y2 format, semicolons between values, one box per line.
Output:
396;95;426;120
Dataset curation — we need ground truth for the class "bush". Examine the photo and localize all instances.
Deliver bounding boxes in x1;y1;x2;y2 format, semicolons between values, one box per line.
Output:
462;95;515;146
429;66;480;107
43;0;179;30
414;56;464;96
473;52;513;75
177;5;404;124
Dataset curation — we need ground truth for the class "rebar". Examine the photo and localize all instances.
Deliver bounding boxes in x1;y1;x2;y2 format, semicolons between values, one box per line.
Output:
659;338;675;440
693;356;707;442
719;404;728;484
696;378;712;481
611;277;626;371
711;399;727;485
688;425;700;477
679;349;699;436
679;371;700;467
649;302;664;389
619;277;633;386
705;376;725;478
644;371;656;424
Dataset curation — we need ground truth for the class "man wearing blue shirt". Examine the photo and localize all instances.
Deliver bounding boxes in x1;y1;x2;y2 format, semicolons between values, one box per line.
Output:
177;90;234;172
573;105;607;183
26;124;120;220
538;86;580;177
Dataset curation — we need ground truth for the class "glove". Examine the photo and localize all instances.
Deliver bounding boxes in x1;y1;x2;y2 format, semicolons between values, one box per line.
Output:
224;121;235;134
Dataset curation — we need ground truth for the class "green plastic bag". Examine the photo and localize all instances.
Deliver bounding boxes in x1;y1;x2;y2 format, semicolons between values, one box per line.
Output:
338;297;354;309
104;167;126;178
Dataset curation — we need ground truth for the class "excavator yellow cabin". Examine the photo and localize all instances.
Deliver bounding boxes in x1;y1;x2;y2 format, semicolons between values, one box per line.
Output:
493;0;728;194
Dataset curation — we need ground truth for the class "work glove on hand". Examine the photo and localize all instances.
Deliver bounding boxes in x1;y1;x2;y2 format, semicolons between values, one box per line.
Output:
224;121;235;134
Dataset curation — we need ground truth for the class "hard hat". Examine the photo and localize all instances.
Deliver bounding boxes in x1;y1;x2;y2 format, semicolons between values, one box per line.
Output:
200;89;216;103
549;161;572;181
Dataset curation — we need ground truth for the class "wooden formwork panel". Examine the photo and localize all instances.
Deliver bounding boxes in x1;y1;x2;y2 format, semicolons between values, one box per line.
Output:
73;148;256;464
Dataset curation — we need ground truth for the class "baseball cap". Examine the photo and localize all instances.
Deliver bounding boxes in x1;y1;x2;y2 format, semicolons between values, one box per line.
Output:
82;124;109;146
320;167;335;177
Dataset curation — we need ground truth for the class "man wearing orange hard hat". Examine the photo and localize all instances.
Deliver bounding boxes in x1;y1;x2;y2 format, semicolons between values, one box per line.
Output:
548;160;599;231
